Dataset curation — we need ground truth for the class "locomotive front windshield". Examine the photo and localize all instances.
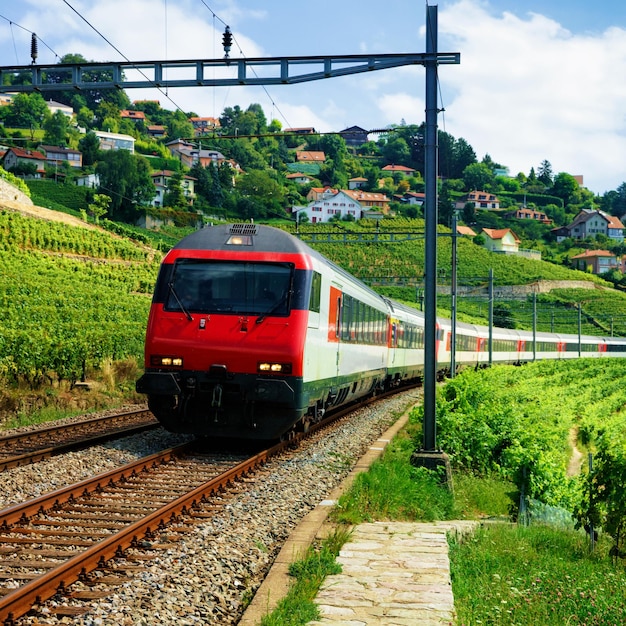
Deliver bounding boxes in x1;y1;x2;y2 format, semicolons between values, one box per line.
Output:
164;260;293;317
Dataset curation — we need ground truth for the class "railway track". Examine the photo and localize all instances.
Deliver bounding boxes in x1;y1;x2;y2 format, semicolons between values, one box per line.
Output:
0;438;279;625
0;388;416;624
0;410;159;472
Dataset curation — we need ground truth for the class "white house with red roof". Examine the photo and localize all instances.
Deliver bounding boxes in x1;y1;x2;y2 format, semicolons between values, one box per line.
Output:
381;164;416;176
293;189;361;223
294;187;390;223
286;172;315;185
480;228;520;253
2;147;46;177
150;170;197;207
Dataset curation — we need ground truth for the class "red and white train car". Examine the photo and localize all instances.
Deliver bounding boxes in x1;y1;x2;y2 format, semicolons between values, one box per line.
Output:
137;223;626;440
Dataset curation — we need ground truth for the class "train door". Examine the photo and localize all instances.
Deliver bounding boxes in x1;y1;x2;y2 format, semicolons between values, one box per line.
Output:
389;318;398;367
328;285;342;379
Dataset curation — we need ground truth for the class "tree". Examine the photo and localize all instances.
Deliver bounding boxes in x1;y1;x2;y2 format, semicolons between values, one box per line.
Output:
462;162;494;191
43;110;71;146
452;138;477;179
6;93;48;139
96;150;155;221
88;193;111;224
167;111;194;140
43;53;131;112
163;170;188;209
235;169;285;218
537;160;553;186
78;132;101;166
551;172;582;207
380;136;411;166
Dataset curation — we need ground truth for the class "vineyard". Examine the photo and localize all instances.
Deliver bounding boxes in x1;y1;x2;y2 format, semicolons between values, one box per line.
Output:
0;209;160;388
428;359;626;557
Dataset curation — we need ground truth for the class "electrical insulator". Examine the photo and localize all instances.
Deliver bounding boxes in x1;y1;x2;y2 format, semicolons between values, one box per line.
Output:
222;26;232;59
31;33;38;64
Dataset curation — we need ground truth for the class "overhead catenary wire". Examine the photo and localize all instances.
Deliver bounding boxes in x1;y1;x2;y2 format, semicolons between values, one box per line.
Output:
0;13;61;63
59;0;188;115
196;0;295;131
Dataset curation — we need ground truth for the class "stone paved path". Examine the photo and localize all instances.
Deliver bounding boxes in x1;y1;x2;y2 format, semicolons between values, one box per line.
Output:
307;520;478;626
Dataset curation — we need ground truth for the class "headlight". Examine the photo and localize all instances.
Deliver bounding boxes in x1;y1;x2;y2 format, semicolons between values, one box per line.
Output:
258;362;292;374
151;355;184;368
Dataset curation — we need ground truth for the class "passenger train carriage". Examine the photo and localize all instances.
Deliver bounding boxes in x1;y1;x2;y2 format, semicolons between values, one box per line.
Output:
136;223;626;440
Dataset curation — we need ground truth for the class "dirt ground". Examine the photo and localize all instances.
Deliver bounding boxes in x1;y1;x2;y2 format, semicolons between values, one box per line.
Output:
0;198;100;230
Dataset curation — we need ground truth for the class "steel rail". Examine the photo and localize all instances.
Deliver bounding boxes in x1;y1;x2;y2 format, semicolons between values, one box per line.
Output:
0;410;158;471
0;440;281;624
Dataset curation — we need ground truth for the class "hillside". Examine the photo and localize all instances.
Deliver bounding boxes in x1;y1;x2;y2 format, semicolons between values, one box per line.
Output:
0;199;161;424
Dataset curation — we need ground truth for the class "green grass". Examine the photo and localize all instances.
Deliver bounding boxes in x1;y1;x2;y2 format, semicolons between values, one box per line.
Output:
450;523;626;625
259;360;626;625
259;528;349;626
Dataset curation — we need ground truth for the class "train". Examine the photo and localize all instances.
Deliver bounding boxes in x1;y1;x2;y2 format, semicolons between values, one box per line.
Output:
136;223;626;440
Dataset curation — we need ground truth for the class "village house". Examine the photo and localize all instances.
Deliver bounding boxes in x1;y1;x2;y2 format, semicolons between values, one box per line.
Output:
147;125;167;139
296;151;326;163
480;228;520;254
286;173;315;185
400;191;425;206
150;170;196;207
120;110;146;123
505;208;551;224
381;164;416;177
2;147;46;177
552;209;624;243
40;145;83;169
306;186;337;202
94;130;135;153
293;189;362;223
571;250;623;275
339;126;369;148
189;117;220;136
456;225;477;237
45;99;73;118
348;177;367;190
294;187;390;223
456;190;500;211
343;189;390;213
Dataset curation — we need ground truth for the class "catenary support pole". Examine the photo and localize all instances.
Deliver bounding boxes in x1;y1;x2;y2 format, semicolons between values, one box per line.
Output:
422;4;439;452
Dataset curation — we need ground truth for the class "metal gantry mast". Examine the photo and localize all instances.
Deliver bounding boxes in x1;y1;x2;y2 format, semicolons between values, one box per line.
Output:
0;52;459;93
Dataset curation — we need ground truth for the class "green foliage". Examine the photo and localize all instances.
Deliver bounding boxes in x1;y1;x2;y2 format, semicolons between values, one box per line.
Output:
26;179;91;212
574;419;626;561
430;360;626;512
260;529;349;626
0;166;30;196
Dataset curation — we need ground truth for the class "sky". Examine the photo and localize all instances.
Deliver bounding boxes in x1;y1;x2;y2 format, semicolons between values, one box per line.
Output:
1;0;626;195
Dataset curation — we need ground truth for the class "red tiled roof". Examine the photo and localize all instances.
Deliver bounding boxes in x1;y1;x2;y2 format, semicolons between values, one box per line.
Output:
482;228;520;242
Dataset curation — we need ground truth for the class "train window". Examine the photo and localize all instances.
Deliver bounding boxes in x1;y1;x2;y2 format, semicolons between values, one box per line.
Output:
309;271;322;313
164;260;293;317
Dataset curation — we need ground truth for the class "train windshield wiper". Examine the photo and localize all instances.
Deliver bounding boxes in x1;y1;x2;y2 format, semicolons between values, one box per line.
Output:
255;298;286;325
168;282;193;321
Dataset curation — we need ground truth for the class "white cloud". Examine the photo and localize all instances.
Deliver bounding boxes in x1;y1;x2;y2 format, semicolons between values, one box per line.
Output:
438;0;626;192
